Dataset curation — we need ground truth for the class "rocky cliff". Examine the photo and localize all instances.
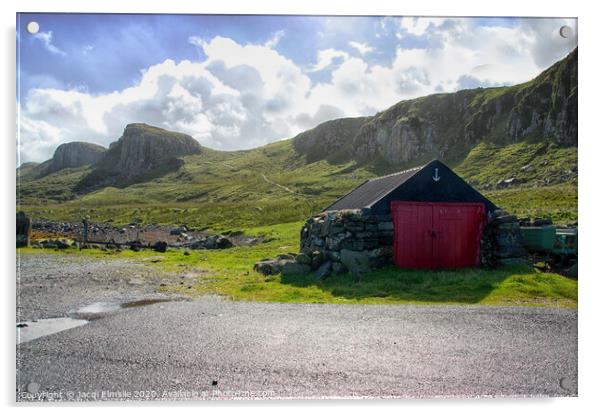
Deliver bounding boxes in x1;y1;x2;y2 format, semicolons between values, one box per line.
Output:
292;117;371;163
293;48;577;166
45;142;107;174
78;123;202;188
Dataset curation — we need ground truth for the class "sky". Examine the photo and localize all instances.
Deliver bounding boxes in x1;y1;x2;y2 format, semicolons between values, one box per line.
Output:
16;14;577;164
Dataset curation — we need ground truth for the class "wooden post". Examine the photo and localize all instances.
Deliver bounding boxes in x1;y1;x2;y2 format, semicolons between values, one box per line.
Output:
16;211;31;247
82;216;90;243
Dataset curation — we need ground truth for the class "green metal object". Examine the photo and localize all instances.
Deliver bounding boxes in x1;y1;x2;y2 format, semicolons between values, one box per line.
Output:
520;225;557;252
553;228;578;256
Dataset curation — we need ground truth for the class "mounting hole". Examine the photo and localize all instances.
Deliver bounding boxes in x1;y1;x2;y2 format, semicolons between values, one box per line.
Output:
26;21;39;34
559;25;573;39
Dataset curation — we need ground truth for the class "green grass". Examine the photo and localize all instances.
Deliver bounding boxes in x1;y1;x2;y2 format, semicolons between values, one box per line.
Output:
17;136;577;229
485;184;577;224
19;181;577;231
455;141;577;188
18;220;578;308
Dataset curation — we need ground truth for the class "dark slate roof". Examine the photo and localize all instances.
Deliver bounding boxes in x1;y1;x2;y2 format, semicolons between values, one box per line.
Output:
323;165;423;211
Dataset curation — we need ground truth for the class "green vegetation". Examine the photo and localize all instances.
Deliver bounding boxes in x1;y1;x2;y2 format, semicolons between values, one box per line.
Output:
15;50;578;309
485;185;577;224
18;220;577;308
456;141;577;188
18;137;577;229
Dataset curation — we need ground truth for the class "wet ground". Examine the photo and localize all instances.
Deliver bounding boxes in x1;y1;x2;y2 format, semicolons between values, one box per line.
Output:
16;253;578;400
16;252;189;323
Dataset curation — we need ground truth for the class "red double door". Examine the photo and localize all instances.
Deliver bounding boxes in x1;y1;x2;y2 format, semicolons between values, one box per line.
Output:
391;201;485;269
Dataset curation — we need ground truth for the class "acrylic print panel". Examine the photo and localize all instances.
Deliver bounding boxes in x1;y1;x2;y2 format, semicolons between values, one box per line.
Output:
16;13;578;401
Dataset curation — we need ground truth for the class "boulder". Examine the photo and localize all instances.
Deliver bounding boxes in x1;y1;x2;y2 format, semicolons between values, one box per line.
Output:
332;262;348;274
314;261;332;279
254;259;281;275
152;241;168;253
190;235;233;250
340;249;372;274
311;251;324;270
214;235;233;249
129;240;143;252
295;253;312;265
170;226;187;235
280;260;311;277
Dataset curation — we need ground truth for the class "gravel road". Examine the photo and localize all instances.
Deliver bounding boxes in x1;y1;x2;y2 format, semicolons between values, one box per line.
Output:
17;252;192;321
16;254;578;400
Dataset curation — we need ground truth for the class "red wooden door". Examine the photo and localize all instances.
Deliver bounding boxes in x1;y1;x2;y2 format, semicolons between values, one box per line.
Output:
391;203;433;268
391;202;485;269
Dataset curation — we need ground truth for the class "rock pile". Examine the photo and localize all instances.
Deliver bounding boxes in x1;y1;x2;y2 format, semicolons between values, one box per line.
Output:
255;209;394;278
188;235;233;250
253;251;343;278
31;239;71;249
481;210;529;267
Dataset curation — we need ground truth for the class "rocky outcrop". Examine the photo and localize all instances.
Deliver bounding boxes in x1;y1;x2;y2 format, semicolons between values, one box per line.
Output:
45;142;106;175
292;117;371;162
78;123;202;188
293;49;577;166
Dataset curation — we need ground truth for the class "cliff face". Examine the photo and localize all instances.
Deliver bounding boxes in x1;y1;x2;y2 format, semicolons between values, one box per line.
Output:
107;123;201;176
292;117;371;162
78;123;202;188
293;48;577;166
45;142;106;174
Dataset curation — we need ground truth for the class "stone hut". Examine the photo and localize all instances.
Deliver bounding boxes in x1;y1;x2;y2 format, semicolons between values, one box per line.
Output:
256;160;527;277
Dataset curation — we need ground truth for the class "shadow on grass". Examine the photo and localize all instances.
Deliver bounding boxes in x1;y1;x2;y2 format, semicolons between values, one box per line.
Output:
279;265;531;304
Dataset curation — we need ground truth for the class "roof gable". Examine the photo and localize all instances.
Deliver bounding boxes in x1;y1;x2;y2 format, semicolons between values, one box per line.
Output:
323;160;498;214
323;165;423;211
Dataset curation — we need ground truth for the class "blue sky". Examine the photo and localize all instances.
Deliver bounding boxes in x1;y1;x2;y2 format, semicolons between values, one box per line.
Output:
17;13;577;163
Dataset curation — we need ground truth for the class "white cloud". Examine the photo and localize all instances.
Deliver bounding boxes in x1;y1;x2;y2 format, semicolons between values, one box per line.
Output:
400;17;446;36
32;31;66;56
264;30;285;48
308;49;349;72
19;18;577;163
349;41;374;55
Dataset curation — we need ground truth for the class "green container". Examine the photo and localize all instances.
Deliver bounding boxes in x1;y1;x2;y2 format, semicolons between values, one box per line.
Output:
553;228;578;256
520;225;557;252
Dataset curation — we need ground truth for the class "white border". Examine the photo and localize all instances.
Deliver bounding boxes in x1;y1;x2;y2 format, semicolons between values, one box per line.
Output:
2;1;600;414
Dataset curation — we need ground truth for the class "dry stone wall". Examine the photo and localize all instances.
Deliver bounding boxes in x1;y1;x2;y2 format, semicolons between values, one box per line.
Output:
255;207;528;278
299;209;394;274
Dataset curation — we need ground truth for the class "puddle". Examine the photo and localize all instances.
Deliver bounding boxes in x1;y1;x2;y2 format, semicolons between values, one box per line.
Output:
17;318;88;344
18;298;175;344
121;298;172;308
72;301;122;320
77;301;121;314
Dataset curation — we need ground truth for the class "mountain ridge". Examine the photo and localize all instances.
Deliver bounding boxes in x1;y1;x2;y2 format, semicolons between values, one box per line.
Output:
292;48;577;167
17;49;577;209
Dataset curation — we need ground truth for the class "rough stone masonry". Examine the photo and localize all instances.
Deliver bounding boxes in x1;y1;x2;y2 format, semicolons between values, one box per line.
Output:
254;208;527;278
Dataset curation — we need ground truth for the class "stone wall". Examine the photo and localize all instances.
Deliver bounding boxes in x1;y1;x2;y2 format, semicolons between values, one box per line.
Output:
299;209;394;274
299;207;528;273
480;210;529;267
255;207;528;278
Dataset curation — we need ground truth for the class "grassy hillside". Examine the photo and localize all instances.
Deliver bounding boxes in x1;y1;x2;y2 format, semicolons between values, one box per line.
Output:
17;50;577;227
18;137;577;229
